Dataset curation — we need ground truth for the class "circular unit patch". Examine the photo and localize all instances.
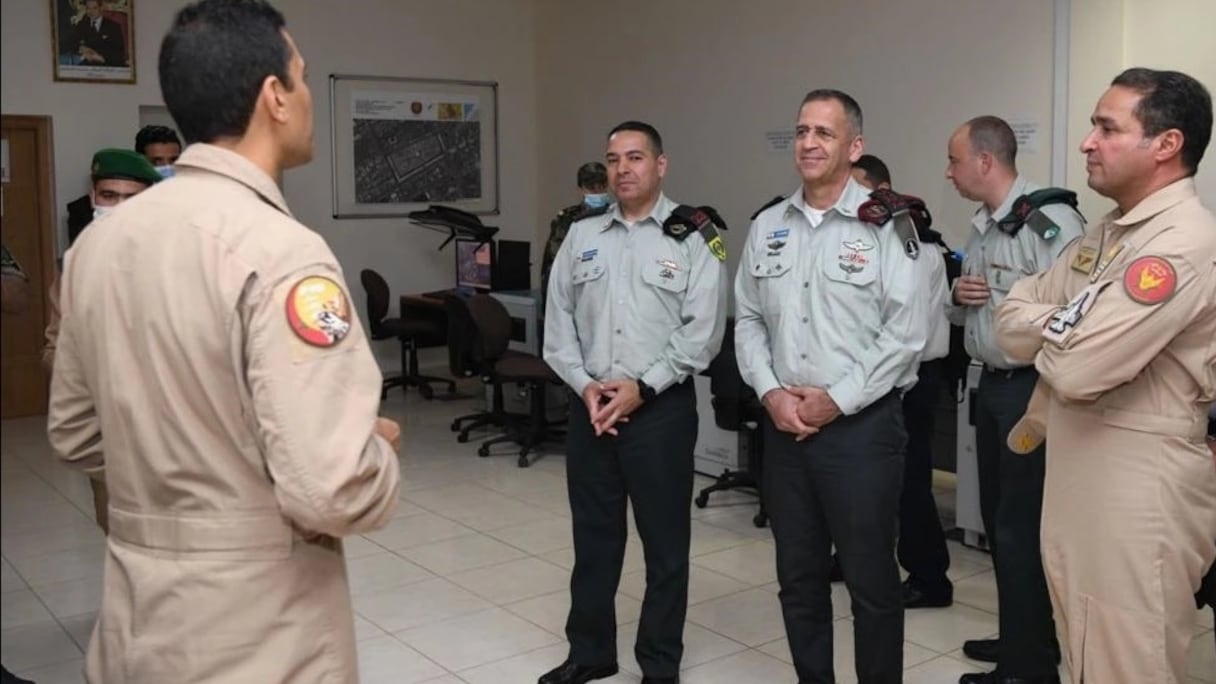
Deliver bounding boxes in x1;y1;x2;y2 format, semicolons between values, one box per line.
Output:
286;276;352;347
1122;256;1177;305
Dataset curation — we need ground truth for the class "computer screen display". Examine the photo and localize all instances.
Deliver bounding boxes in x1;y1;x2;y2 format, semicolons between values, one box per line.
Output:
455;238;493;291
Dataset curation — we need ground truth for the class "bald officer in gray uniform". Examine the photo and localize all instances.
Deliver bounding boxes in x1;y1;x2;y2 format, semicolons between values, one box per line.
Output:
736;89;927;684
541;120;727;684
946;115;1084;684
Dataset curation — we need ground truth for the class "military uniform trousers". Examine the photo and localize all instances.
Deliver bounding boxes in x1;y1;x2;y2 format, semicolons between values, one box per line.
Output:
763;390;906;684
975;366;1057;676
897;359;951;593
564;379;697;678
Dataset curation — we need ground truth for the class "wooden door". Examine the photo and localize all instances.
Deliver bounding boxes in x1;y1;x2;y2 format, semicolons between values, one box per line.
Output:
1;115;57;418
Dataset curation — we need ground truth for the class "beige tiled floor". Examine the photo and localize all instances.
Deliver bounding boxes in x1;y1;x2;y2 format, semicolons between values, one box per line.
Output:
2;389;1213;683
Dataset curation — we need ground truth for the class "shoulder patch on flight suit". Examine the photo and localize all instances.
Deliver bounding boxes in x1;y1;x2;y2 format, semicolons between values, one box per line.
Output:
1122;256;1177;305
663;205;728;261
286;276;353;347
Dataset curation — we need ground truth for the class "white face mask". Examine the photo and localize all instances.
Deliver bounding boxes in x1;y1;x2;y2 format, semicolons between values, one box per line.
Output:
155;165;175;179
92;205;114;221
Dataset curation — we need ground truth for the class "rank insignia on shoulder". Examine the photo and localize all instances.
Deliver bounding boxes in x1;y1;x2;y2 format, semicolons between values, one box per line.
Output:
286;276;352;347
665;204;728;261
1122;255;1176;305
997;187;1079;240
750;195;786;220
857;189;931;260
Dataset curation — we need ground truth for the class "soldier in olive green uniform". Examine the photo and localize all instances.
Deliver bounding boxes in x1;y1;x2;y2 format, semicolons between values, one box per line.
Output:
541;162;608;307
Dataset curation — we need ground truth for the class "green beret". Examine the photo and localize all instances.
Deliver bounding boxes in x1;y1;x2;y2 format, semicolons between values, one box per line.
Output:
90;148;161;186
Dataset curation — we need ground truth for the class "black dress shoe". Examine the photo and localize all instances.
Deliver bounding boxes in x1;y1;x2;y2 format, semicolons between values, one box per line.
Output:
538;659;619;684
902;578;953;608
962;638;999;663
959;670;1060;684
641;677;678;683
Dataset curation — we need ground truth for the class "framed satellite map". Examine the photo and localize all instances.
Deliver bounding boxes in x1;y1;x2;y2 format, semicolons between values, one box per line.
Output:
329;75;499;218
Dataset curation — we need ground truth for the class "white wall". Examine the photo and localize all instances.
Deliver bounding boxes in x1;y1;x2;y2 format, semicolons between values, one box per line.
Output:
1067;0;1216;216
1;0;538;370
535;0;1060;261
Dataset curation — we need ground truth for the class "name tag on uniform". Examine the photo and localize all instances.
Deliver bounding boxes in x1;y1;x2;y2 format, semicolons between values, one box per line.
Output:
766;228;790;240
579;249;598;262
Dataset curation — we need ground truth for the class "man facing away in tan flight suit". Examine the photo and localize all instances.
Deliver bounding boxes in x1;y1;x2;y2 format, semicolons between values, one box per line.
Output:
995;67;1216;684
46;1;402;682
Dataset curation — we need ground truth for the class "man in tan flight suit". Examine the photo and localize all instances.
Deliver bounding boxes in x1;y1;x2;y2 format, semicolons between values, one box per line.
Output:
47;1;401;682
996;67;1216;684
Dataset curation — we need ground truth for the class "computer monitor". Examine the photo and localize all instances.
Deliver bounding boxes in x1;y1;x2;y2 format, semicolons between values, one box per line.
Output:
455;238;494;292
493;239;531;292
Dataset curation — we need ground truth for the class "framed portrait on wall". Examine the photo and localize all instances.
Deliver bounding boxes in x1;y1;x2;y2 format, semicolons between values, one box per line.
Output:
329;75;499;218
51;0;136;84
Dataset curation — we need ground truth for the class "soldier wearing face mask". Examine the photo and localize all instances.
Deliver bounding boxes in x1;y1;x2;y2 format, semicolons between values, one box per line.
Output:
43;148;161;535
542;161;610;308
65;127;182;246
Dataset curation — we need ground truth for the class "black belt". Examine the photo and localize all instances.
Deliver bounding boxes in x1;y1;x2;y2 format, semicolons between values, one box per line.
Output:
982;364;1035;379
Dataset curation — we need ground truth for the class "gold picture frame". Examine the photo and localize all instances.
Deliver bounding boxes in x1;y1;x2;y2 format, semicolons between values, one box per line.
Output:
51;0;136;84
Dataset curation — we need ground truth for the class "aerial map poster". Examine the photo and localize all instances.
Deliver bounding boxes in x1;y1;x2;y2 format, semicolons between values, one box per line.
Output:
330;75;499;217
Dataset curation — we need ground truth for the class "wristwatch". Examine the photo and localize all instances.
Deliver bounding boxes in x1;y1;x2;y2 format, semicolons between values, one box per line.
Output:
636;378;657;402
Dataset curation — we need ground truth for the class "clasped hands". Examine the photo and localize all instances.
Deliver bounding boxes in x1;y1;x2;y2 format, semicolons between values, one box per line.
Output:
582;379;645;437
762;386;841;441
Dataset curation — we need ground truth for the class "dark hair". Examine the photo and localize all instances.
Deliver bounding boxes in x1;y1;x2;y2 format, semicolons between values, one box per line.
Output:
1111;67;1212;175
576;162;607;188
608;121;663;155
159;0;292;144
800;89;863;136
965;115;1017;168
134;125;182;155
853;154;891;187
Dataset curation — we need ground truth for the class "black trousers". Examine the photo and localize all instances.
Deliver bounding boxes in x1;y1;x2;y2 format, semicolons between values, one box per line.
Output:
564;380;697;678
897;359;951;592
975;367;1056;676
764;391;906;684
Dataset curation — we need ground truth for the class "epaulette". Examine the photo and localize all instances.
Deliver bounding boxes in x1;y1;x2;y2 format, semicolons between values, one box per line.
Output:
857;189;932;260
663;205;728;261
997;187;1080;240
750;195;786;220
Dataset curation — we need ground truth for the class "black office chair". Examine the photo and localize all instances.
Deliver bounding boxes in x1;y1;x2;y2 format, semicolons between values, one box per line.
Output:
443;292;527;442
360;269;455;399
694;319;768;528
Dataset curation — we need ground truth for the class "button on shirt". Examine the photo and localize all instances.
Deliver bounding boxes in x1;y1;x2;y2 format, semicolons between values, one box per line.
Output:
734;177;929;415
544;193;727;395
948;176;1085;369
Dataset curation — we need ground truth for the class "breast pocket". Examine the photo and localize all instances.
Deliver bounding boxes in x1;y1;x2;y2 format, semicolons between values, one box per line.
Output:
641;260;689;294
824;244;879;287
750;256;793;315
986;265;1016;293
572;262;606;287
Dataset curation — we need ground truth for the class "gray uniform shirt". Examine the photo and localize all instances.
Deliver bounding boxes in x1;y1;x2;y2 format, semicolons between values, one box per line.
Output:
734;177;929;416
543;193;727;395
947;176;1085;369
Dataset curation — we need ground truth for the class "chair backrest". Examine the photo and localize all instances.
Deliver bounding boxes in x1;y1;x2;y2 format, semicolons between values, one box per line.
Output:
359;269;391;329
466;294;514;362
705;317;757;431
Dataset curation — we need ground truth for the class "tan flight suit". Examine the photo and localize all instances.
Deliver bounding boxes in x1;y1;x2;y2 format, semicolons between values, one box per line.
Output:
995;178;1216;684
47;143;401;684
43;274;111;533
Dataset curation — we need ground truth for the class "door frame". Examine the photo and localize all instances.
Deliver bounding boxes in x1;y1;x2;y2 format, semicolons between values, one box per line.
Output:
1;114;57;328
